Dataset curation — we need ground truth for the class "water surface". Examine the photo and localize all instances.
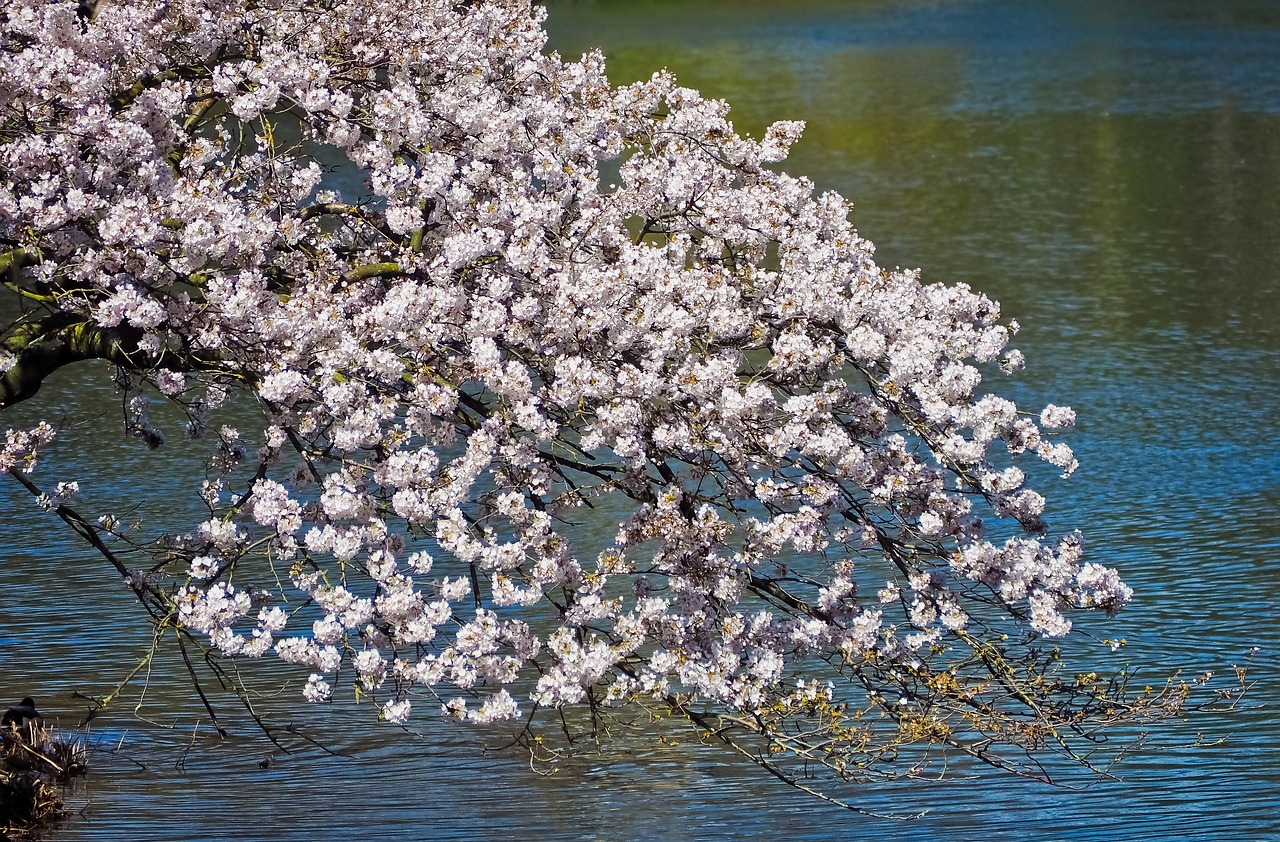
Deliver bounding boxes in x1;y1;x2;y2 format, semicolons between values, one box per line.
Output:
2;1;1277;839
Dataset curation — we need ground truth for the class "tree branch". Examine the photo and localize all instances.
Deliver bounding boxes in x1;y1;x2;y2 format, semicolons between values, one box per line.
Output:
0;246;41;277
1;314;222;409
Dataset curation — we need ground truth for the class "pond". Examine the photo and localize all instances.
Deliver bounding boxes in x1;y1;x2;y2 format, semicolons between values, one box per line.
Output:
2;0;1277;839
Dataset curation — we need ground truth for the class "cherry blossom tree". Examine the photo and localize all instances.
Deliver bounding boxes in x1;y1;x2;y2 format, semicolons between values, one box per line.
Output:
0;0;1231;810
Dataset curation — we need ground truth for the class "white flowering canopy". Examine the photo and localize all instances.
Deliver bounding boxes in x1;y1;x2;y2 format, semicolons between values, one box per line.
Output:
1;0;1192;805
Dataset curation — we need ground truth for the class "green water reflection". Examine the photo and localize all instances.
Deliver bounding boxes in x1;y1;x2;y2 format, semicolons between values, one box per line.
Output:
554;1;1280;343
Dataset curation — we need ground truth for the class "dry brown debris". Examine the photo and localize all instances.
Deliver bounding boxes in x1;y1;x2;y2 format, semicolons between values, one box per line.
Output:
0;725;86;838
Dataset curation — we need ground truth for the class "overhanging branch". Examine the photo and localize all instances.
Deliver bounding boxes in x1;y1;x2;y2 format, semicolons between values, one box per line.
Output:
0;247;42;277
0;315;222;409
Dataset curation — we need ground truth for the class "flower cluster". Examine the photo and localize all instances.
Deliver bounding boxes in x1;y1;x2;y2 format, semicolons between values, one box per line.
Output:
0;0;1149;788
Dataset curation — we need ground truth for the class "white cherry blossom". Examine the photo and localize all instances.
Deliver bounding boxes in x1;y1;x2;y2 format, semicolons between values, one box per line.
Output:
0;0;1206;804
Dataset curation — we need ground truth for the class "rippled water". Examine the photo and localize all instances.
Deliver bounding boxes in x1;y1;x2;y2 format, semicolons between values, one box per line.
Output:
3;1;1278;839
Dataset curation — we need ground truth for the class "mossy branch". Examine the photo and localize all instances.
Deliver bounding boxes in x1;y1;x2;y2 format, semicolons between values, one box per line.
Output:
0;247;41;278
0;316;222;409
